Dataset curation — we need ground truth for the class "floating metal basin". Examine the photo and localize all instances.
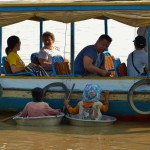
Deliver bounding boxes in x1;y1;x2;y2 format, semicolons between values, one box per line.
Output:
65;114;117;127
13;113;65;126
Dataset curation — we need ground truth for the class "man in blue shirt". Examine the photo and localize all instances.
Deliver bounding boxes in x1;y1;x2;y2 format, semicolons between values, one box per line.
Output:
74;34;112;76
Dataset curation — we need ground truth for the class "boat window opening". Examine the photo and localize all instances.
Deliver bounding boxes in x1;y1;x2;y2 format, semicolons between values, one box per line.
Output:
2;20;146;77
63;23;68;60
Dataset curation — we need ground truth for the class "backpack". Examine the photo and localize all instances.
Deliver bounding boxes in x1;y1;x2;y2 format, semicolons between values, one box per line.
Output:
117;63;127;76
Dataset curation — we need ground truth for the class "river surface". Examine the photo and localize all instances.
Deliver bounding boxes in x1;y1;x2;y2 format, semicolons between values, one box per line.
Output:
0;116;149;150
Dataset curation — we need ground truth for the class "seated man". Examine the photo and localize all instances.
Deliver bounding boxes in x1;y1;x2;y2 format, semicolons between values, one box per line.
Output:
74;34;112;76
127;35;148;76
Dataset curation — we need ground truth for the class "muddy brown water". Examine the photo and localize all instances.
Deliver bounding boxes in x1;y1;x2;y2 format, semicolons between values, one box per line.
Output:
0;113;149;150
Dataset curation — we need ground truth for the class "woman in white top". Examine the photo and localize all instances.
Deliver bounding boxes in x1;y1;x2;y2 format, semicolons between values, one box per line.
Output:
38;31;63;70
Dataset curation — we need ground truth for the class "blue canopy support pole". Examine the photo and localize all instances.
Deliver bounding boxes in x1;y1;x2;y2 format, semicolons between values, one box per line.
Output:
0;27;2;75
104;17;108;35
147;27;150;77
104;17;109;52
70;23;75;75
40;18;43;49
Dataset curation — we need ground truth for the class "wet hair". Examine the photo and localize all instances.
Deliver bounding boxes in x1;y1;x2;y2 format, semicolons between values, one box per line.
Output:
42;31;55;42
98;34;112;43
32;87;44;102
5;35;20;55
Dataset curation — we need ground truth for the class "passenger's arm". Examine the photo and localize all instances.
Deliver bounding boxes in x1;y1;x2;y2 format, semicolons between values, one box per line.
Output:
100;90;109;112
83;56;110;76
100;65;106;70
38;58;52;68
10;65;25;73
64;99;79;115
44;103;61;115
18;104;28;117
67;104;79;115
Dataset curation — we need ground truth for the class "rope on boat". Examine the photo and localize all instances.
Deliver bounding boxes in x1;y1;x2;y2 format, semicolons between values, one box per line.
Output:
43;82;70;99
127;79;150;115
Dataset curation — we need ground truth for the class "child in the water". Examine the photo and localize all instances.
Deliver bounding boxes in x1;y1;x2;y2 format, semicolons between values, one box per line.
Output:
18;87;61;117
64;84;109;120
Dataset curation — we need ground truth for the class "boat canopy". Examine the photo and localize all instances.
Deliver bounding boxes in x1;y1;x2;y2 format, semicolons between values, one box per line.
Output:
0;0;150;27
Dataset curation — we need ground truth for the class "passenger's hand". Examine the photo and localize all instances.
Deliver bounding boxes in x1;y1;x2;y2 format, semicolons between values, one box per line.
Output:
101;70;111;76
104;90;109;94
104;90;109;96
57;109;61;113
28;63;36;66
103;90;109;104
104;71;111;76
64;99;70;107
16;112;22;116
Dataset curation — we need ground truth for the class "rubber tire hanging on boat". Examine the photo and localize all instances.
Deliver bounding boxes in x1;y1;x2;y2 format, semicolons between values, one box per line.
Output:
43;82;70;99
128;79;150;115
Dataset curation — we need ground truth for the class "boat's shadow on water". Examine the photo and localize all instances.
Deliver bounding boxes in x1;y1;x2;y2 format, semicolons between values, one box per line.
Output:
0;118;150;135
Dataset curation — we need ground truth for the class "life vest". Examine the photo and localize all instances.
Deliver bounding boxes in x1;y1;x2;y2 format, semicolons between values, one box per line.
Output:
78;101;103;120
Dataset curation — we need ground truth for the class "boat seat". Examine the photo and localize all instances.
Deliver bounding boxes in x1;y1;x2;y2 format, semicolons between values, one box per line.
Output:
104;52;116;76
2;56;35;76
114;58;121;76
30;52;40;65
117;62;127;76
104;51;121;77
52;55;70;76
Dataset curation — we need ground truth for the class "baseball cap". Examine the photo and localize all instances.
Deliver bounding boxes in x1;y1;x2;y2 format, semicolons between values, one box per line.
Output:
133;35;146;48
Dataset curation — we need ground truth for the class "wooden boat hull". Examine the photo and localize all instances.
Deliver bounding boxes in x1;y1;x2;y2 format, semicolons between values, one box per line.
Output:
13;113;65;126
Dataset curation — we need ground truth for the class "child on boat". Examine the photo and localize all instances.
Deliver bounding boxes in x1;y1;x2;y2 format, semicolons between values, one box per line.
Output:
64;84;109;120
18;87;61;117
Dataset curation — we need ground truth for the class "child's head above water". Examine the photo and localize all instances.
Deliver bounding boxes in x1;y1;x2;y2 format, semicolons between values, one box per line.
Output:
82;84;103;102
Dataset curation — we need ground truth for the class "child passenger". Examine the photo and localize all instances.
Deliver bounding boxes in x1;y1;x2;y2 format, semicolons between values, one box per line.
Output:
18;87;61;117
64;84;109;120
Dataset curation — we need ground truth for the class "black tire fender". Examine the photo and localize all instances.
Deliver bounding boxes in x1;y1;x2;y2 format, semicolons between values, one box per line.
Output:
43;82;69;99
128;79;150;115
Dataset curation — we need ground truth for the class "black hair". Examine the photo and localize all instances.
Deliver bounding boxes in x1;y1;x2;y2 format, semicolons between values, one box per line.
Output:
98;34;112;43
5;35;20;55
134;35;146;49
32;87;44;102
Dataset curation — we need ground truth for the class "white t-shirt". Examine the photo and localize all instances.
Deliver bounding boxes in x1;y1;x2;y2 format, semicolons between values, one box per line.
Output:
127;49;148;76
38;47;63;63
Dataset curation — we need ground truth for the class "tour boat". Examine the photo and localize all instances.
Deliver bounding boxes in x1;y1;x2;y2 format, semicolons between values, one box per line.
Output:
0;0;149;122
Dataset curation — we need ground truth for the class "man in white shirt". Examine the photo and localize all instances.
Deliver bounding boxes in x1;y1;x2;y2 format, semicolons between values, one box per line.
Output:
127;36;148;76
